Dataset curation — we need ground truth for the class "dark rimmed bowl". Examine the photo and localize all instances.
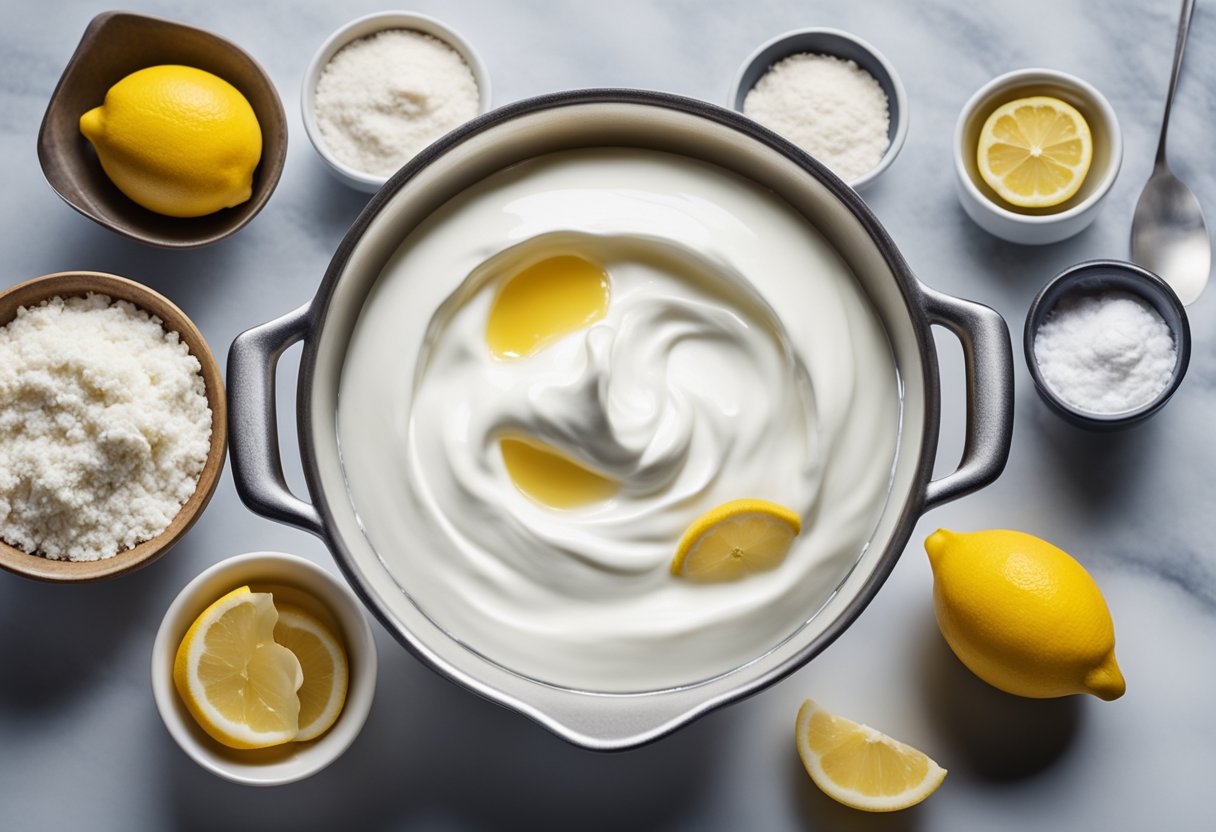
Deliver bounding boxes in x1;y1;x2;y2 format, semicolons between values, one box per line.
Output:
1024;259;1190;430
37;11;287;249
0;272;228;581
728;28;908;190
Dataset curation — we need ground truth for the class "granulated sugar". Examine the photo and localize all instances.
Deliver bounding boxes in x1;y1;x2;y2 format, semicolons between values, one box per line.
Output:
743;53;890;182
0;295;211;561
1034;291;1176;414
314;28;480;177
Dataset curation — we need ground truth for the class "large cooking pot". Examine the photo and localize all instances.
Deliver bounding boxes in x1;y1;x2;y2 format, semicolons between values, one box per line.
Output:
228;90;1014;751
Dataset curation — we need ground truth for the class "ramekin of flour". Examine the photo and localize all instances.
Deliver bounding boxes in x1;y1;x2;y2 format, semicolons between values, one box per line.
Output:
731;28;908;189
1025;260;1190;430
302;11;491;192
0;272;227;581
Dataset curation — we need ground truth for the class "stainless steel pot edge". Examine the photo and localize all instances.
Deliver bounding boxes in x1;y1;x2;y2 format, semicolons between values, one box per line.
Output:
227;89;1014;750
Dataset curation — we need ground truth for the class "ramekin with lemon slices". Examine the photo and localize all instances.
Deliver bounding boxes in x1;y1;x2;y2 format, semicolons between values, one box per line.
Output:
953;68;1122;245
151;552;377;786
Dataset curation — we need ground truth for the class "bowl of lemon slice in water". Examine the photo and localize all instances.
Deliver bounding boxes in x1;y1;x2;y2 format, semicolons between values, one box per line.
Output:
953;67;1122;245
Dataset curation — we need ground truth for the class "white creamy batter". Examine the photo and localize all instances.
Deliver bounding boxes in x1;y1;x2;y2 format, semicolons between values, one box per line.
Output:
338;149;900;692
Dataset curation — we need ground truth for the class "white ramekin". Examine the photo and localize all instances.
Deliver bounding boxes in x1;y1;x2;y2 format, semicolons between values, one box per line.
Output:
151;552;377;786
301;11;492;192
953;68;1122;245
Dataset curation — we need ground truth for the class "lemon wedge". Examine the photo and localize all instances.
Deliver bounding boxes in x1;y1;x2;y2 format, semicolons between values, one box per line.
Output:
976;96;1093;208
273;604;349;742
796;700;947;813
173;586;303;750
671;498;801;581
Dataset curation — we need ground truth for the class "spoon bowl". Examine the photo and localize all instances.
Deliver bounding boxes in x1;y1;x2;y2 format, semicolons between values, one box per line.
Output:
1131;164;1210;305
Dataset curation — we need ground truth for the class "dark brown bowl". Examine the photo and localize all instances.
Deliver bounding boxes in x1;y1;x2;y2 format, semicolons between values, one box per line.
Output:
0;272;228;582
37;12;287;249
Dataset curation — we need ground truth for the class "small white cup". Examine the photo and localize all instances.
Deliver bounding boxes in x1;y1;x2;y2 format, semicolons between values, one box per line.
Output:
301;11;492;192
953;68;1122;245
151;552;377;786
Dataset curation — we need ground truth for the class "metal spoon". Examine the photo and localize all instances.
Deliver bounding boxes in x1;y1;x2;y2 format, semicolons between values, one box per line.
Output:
1131;0;1211;306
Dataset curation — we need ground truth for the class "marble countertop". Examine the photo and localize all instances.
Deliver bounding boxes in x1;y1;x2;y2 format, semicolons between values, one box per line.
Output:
2;1;1214;829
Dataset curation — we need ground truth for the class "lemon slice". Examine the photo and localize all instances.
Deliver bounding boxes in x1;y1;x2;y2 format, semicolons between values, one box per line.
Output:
172;586;303;750
273;604;349;742
795;700;947;813
976;96;1093;208
671;498;801;581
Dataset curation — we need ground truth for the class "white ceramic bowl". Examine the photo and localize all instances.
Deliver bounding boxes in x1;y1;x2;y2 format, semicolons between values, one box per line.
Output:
954;68;1122;245
729;27;908;190
151;552;377;786
301;11;492;192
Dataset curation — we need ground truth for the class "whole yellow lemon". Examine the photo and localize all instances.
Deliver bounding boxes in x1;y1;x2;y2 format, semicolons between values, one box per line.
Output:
79;65;262;218
925;528;1125;701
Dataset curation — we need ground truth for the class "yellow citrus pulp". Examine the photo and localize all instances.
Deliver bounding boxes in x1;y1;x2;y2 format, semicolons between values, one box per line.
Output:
79;64;262;217
976;95;1092;208
172;587;302;749
795;699;947;813
926;528;1125;700
671;498;801;581
272;604;349;742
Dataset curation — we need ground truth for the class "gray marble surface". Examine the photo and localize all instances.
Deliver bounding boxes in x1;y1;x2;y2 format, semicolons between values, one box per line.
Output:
2;0;1214;829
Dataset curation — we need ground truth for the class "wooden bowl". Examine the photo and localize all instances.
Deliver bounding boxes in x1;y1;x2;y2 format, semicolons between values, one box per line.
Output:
0;272;228;581
37;12;287;249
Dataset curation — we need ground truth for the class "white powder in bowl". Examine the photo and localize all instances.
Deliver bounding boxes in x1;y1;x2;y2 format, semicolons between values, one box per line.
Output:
1034;291;1177;414
0;294;212;561
743;52;890;182
314;28;481;177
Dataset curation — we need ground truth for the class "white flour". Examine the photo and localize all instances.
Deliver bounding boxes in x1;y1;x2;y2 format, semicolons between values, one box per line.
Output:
0;295;211;561
743;53;890;182
314;29;480;177
1034;291;1176;414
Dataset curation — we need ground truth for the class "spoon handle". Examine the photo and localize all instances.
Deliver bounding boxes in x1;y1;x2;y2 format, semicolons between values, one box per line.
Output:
1156;0;1197;165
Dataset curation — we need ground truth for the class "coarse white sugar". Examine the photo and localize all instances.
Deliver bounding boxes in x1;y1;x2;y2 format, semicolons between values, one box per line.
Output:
1034;291;1176;414
0;294;212;561
314;28;480;177
743;52;890;182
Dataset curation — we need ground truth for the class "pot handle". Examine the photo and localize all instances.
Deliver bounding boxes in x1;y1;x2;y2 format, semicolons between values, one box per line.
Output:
227;303;325;536
920;286;1014;511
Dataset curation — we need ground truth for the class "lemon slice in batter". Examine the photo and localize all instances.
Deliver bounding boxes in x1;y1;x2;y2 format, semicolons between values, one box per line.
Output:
671;498;801;581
